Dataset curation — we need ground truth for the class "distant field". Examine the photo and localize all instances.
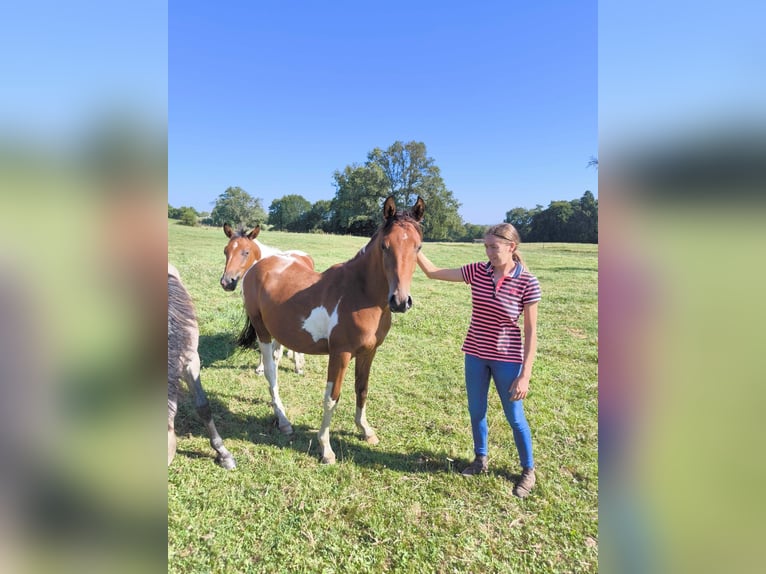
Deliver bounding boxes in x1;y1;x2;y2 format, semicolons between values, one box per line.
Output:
168;220;598;573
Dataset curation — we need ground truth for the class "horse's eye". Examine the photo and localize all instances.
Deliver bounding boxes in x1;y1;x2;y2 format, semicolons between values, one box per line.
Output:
417;244;422;252
242;250;250;257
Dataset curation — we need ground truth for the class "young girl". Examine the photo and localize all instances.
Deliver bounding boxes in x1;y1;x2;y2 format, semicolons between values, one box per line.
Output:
417;223;541;497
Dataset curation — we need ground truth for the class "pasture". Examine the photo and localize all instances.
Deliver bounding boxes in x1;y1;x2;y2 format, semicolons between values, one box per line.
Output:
168;220;598;573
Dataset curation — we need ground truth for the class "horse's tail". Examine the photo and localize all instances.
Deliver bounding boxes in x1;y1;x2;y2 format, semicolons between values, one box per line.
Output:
236;314;259;349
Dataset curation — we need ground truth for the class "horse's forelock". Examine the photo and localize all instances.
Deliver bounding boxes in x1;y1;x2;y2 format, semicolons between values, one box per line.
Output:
232;224;251;239
355;209;423;258
381;210;423;238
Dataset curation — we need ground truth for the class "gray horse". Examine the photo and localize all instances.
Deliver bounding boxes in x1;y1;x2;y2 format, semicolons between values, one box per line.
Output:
168;264;235;469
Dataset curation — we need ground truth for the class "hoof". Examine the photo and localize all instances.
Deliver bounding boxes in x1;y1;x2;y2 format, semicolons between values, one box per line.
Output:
216;455;236;470
320;453;336;464
278;423;294;435
364;434;380;446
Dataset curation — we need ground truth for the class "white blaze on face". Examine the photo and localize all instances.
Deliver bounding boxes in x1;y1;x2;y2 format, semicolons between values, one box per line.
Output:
229;240;244;265
302;299;342;342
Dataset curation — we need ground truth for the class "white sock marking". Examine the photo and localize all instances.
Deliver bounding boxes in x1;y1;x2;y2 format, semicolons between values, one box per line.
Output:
318;382;338;461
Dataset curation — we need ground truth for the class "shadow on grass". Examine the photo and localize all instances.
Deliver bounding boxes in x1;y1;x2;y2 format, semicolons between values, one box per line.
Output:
171;392;245;467
199;332;305;374
174;388;532;480
193;395;470;475
198;333;238;365
173;393;524;481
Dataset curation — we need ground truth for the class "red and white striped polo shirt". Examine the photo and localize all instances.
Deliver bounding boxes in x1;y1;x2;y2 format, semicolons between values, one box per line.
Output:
460;261;542;363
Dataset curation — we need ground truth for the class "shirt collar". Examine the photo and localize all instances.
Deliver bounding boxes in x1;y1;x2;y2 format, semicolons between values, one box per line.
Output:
485;261;522;293
484;261;522;279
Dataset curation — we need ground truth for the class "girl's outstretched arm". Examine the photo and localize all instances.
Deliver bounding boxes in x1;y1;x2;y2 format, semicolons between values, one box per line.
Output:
417;251;464;282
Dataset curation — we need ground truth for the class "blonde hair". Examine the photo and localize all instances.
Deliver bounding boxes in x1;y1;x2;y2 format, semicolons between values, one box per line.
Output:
485;223;527;270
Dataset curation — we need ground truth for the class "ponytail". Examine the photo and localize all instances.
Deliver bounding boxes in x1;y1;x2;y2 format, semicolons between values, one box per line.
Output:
512;250;527;271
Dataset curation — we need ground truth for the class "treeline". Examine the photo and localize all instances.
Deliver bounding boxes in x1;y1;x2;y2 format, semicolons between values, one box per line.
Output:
505;190;598;243
167;205;203;227
169;140;597;243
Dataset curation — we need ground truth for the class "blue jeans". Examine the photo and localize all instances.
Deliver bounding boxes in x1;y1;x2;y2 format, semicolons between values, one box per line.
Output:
464;353;534;469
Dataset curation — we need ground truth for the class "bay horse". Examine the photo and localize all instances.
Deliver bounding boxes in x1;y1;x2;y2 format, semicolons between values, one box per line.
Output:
168;264;235;469
220;223;312;375
237;195;425;463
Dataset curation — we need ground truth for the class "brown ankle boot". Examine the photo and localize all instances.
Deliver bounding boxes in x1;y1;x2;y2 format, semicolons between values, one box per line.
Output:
513;467;536;498
461;455;488;476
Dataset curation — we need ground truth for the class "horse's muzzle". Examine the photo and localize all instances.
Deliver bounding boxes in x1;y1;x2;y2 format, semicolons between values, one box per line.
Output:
220;277;238;291
389;294;412;313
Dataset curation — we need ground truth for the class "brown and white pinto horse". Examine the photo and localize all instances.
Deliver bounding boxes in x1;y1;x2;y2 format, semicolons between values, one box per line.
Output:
237;196;425;463
220;223;312;374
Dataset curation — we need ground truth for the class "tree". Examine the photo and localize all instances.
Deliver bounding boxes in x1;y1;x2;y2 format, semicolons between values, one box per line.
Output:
169;203;200;224
505;205;542;240
325;140;463;239
329;164;389;235
367;141;435;206
416;183;464;240
178;207;198;226
365;141;464;240
583;191;598;240
528;201;574;242
210;186;266;227
462;223;488;241
298;199;333;232
571;190;598;243
268;194;312;231
504;192;597;243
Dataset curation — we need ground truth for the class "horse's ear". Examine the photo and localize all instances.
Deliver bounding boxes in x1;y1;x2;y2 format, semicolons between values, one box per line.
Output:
383;195;397;220
223;223;233;238
411;196;425;222
248;225;261;240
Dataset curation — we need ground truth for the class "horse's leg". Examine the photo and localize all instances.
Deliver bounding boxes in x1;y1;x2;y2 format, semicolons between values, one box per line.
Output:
182;351;236;469
168;379;178;466
293;351;305;375
258;340;293;434
273;340;283;370
255;351;265;375
255;340;283;375
354;349;380;445
317;352;351;464
283;348;304;375
168;423;177;466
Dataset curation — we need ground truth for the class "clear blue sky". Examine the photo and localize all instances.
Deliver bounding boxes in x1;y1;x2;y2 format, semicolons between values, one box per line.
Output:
169;2;597;225
599;1;766;150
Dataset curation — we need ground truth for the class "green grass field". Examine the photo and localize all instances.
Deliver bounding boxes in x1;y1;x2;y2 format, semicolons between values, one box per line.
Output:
168;220;598;573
